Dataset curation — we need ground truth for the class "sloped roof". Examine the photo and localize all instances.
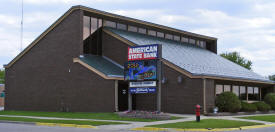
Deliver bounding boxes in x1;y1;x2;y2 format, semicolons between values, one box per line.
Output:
79;54;123;77
105;27;273;83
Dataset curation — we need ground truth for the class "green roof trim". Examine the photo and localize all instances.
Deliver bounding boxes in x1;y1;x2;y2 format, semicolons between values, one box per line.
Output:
79;55;124;77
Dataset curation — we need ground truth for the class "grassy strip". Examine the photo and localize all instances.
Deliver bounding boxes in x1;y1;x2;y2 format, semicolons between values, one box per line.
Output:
0;116;126;126
240;115;275;122
147;119;262;129
0;111;180;122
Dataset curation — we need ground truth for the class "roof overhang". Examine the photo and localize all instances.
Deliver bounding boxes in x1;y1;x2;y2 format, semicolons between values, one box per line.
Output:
73;58;123;80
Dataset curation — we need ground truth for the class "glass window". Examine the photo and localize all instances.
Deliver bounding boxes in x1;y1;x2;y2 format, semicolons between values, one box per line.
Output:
90;17;98;34
138;28;146;34
83;16;90;40
196;40;200;46
224;85;231;92
157;32;164;38
189;38;195;44
232;86;239;96
165;34;173;40
181;37;188;43
200;41;206;48
117;23;127;30
174;35;180;41
103;20;116;28
216;84;223;96
98;19;102;28
128;25;138;32
148;30;156;36
248;87;254;100
240;86;246;100
254;87;259;100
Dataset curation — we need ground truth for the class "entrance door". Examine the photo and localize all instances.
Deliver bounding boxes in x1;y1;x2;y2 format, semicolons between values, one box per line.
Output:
118;81;128;111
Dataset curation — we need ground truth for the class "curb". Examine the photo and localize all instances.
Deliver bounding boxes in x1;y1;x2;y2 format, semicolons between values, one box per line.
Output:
131;124;275;131
0;120;35;125
36;122;97;129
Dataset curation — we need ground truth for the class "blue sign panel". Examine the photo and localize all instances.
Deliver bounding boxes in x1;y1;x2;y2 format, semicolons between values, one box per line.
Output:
130;87;156;94
124;60;157;81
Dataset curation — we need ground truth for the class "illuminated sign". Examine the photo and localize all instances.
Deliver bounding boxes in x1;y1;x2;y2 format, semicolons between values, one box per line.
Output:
129;81;156;87
124;60;157;81
130;87;156;94
128;44;158;61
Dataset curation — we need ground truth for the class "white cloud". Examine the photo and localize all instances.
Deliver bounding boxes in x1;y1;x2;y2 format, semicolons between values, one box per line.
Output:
12;0;130;5
112;8;275;76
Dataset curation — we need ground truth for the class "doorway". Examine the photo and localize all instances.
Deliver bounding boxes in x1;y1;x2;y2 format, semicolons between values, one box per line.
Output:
118;81;136;111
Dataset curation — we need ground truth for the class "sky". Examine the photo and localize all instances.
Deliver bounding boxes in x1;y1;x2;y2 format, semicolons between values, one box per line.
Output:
0;0;274;77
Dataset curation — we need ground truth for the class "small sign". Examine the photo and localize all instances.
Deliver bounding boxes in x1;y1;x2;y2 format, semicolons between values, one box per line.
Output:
130;87;156;94
129;81;156;87
128;44;158;61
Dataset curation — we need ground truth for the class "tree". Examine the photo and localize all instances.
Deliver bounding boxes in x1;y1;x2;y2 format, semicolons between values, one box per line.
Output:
0;69;4;84
268;74;275;81
220;51;252;70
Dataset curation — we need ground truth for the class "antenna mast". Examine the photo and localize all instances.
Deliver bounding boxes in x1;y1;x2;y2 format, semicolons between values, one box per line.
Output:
20;0;24;51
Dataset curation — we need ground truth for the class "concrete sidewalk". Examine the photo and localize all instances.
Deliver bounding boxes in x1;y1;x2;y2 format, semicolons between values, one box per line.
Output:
0;113;275;131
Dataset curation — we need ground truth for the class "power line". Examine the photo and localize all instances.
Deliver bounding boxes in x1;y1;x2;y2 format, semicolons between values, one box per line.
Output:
20;0;24;51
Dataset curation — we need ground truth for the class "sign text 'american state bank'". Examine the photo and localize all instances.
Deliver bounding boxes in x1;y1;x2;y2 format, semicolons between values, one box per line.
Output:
128;44;158;61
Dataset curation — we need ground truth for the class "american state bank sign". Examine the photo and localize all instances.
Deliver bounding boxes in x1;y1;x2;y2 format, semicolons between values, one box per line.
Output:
128;44;158;61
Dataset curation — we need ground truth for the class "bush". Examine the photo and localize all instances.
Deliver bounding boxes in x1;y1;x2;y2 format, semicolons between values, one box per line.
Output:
241;102;257;112
215;92;241;113
264;93;275;110
253;102;271;112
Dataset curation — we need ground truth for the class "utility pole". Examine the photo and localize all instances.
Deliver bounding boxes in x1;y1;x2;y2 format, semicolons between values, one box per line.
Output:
20;0;24;51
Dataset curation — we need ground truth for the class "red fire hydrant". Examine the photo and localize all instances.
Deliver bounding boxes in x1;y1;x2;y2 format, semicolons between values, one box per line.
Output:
196;104;201;122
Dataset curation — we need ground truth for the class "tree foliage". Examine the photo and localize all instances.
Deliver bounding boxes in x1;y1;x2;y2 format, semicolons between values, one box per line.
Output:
0;69;4;84
220;52;252;70
268;74;275;81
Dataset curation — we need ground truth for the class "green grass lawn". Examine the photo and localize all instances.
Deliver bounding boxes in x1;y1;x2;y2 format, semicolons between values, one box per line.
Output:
239;115;275;122
0;116;126;126
147;119;262;129
0;111;180;122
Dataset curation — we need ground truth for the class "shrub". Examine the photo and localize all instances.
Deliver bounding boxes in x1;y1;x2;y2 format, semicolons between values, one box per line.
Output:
253;102;271;112
264;93;275;110
215;92;241;113
241;102;257;112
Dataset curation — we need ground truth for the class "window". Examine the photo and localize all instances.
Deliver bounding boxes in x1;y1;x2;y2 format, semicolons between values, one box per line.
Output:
138;28;146;34
216;84;223;96
181;37;188;43
90;17;98;34
196;40;200;46
117;23;127;30
240;86;246;100
103;20;116;28
98;19;102;27
174;35;180;41
165;34;173;40
128;25;138;32
189;38;195;44
254;87;259;100
200;41;206;48
148;30;156;36
157;32;164;38
224;85;231;92
232;86;239;96
83;16;90;40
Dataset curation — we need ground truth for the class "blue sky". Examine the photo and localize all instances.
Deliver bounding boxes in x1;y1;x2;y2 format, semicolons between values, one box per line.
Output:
0;0;274;77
